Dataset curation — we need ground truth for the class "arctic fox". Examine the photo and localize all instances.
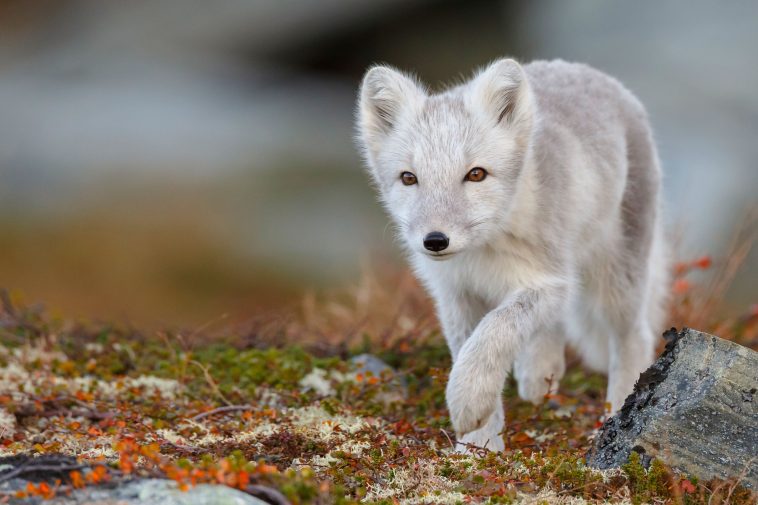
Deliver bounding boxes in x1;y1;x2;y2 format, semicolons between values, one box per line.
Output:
355;59;668;452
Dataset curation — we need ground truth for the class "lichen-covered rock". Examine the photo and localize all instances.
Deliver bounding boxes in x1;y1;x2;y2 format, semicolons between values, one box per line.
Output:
588;328;758;488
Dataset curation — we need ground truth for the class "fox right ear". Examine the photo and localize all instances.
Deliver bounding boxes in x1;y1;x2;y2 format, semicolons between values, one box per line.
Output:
357;65;425;158
469;58;532;128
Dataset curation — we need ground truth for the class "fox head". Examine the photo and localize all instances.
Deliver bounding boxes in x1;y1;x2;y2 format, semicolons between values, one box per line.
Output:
356;58;535;261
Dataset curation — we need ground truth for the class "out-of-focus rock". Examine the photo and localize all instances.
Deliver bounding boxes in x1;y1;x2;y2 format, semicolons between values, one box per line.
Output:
80;479;271;505
349;353;407;405
0;455;275;504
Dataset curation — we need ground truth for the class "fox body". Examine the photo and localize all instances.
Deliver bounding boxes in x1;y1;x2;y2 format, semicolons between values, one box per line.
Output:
356;59;668;451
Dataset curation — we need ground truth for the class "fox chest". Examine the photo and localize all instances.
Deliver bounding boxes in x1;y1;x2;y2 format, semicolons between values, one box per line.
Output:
420;247;549;309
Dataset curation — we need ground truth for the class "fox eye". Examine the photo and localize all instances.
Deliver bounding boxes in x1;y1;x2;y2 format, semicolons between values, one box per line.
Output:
465;167;488;182
400;171;418;186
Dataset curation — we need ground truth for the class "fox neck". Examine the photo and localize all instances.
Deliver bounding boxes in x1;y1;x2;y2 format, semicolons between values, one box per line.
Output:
491;141;541;251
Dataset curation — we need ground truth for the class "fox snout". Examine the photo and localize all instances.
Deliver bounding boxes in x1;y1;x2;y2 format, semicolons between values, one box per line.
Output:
423;231;450;252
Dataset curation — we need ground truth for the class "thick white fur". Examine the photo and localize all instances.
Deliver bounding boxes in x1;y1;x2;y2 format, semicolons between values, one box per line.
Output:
356;59;668;452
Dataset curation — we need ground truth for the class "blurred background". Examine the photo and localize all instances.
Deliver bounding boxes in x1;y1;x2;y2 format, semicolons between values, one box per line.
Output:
0;0;755;328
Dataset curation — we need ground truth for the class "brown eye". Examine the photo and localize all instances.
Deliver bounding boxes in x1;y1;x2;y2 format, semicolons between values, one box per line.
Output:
465;167;487;182
401;171;418;186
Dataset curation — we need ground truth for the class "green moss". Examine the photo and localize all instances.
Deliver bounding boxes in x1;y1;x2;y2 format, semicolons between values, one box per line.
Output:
622;452;674;505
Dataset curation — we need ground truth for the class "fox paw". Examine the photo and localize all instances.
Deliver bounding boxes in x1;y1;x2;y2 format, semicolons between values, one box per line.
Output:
446;364;500;436
456;432;505;453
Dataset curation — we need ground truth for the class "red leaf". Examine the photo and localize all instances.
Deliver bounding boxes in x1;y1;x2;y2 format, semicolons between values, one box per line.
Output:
680;479;696;494
672;279;691;295
693;256;712;269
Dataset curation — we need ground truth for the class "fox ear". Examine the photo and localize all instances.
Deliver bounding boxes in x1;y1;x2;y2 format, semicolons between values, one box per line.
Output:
357;65;426;157
469;58;532;127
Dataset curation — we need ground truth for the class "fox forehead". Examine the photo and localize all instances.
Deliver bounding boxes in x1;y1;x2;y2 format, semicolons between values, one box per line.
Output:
393;93;481;175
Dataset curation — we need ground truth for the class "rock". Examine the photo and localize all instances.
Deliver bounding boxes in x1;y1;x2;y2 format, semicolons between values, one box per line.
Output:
350;354;395;378
0;455;275;504
299;355;406;397
350;353;407;401
0;454;82;483
350;354;407;387
86;479;270;505
6;478;271;505
588;328;758;488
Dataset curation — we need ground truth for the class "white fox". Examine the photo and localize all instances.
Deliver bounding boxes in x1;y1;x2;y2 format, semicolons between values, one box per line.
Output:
355;59;668;452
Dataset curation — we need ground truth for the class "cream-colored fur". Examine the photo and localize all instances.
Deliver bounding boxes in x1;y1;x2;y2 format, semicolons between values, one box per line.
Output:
356;58;668;452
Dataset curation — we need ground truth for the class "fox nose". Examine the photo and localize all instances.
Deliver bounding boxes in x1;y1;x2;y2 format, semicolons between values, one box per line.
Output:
423;231;449;252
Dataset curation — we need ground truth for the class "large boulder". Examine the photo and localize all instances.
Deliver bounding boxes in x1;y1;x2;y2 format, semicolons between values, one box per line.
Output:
588;328;757;488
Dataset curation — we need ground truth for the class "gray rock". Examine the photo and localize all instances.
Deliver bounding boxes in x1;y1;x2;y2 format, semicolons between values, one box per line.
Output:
588;328;758;488
351;353;407;390
350;353;396;378
111;479;269;505
350;353;408;402
3;478;271;505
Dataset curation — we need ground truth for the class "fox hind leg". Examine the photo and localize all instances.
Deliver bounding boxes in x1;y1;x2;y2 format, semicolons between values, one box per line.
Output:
513;326;566;404
603;119;666;412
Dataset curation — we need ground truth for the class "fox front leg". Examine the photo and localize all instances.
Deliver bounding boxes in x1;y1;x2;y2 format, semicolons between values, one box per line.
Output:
445;285;565;436
434;292;488;362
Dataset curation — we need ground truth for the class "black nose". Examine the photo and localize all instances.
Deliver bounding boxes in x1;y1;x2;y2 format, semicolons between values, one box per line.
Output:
423;231;449;252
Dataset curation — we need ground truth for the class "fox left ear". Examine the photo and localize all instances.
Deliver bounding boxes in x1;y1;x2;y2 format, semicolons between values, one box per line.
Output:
357;65;426;162
469;58;533;128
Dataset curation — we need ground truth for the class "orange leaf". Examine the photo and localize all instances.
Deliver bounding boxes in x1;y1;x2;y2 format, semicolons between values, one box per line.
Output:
693;255;712;269
215;469;226;484
75;390;94;402
119;455;133;474
256;463;278;475
672;279;691;295
37;482;54;499
140;442;161;460
673;262;689;276
510;432;535;445
237;471;249;489
88;465;109;484
680;479;696;494
69;470;85;489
